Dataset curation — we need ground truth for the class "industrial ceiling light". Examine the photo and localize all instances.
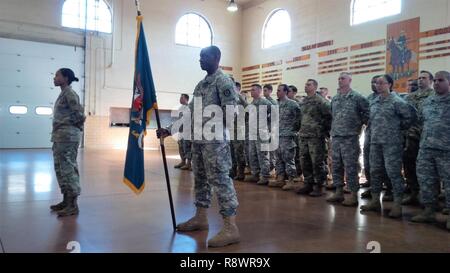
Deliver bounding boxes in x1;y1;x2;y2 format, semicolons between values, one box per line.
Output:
227;0;238;12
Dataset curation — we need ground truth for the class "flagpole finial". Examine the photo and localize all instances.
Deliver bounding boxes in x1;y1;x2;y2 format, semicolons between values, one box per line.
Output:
135;0;142;16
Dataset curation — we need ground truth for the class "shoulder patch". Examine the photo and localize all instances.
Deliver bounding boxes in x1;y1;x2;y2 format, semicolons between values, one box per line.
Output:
224;89;232;97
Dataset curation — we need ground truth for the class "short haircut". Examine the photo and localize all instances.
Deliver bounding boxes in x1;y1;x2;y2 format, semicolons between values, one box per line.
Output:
420;70;434;81
251;84;262;90
235;82;241;88
203;45;221;61
307;79;318;87
340;72;353;79
278;84;289;93
380;74;395;91
372;75;382;80
435;71;450;81
263;84;273;91
181;93;189;101
319;87;328;91
288;85;298;93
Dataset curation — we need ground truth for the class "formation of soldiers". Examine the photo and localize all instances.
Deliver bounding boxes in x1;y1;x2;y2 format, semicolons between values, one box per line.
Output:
225;70;449;231
168;46;449;250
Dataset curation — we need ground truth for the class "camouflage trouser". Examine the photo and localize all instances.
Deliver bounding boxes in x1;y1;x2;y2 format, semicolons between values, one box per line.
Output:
178;139;192;161
370;143;404;198
294;135;303;176
231;140;246;176
325;138;332;178
363;131;392;189
299;137;327;186
402;137;420;192
332;136;360;192
244;138;250;168
270;149;277;171
248;140;271;178
52;142;81;195
192;142;239;217
417;148;450;208
275;136;297;179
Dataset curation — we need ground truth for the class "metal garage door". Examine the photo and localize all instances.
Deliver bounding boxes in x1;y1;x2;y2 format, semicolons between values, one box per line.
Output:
0;38;85;149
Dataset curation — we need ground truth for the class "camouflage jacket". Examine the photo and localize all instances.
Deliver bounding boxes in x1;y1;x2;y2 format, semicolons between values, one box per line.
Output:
277;98;301;137
419;93;450;151
248;97;272;140
369;92;417;144
299;94;332;138
51;85;86;143
331;89;370;137
405;87;434;140
189;69;237;143
265;96;278;106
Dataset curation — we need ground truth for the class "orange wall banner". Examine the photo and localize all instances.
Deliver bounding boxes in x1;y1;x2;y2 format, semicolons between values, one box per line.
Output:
386;17;420;93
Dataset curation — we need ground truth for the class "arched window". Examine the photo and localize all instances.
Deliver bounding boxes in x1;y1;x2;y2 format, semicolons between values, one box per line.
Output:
62;0;112;33
262;9;291;49
350;0;402;26
175;13;213;48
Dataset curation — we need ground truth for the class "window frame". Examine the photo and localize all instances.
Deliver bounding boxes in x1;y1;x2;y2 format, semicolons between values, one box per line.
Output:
61;0;113;34
350;0;402;26
175;12;214;48
262;8;292;50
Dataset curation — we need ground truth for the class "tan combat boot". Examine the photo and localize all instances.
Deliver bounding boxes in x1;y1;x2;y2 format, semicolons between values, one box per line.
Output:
244;174;259;183
282;177;297;191
268;176;286;188
177;207;209;231
309;185;323;197
388;196;403;218
174;160;186;169
293;176;304;183
401;191;420;206
342;191;359;207
57;194;79;217
360;193;381;212
326;187;344;203
208;216;240;248
50;193;68;211
180;160;191;170
410;206;436;223
257;176;269;185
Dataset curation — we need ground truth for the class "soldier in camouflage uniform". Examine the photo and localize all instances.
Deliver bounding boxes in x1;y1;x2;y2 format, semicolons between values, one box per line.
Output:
50;68;86;217
245;84;272;185
361;76;393;201
402;71;435;205
410;71;450;230
174;94;192;171
361;74;417;218
157;46;240;247
295;79;332;197
230;82;247;180
288;85;303;179
263;84;278;173
327;72;369;207
268;84;301;188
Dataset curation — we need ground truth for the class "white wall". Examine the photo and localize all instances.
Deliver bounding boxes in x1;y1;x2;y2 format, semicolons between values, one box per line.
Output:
241;0;450;96
0;0;242;148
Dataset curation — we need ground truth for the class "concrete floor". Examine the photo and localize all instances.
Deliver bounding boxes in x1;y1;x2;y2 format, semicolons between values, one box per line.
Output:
0;148;448;253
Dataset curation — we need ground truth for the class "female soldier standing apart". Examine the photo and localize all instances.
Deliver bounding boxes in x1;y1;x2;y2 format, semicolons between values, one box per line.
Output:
50;68;86;217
